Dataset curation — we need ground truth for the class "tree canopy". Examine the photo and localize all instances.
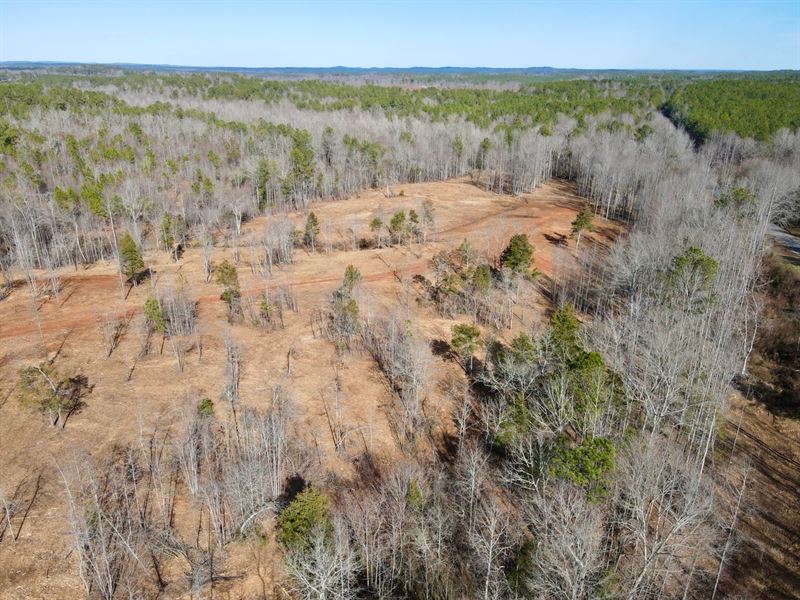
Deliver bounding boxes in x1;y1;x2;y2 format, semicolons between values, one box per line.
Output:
501;234;534;274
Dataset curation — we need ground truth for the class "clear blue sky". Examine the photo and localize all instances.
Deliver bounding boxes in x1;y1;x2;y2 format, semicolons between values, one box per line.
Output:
1;0;798;70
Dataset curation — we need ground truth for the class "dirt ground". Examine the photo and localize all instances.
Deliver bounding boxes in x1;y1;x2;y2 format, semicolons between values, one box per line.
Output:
718;391;800;599
0;179;615;598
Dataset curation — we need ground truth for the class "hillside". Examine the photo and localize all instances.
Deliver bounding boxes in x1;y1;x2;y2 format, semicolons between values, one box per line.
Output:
0;67;798;599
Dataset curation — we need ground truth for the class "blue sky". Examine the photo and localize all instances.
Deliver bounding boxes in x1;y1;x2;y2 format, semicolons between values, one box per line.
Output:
1;1;798;70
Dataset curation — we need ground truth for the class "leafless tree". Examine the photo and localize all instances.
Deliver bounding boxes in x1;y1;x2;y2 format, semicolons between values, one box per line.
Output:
57;451;151;599
612;438;715;600
522;483;605;600
222;334;242;421
0;487;18;543
283;522;358;600
469;495;515;600
362;310;432;440
97;312;128;358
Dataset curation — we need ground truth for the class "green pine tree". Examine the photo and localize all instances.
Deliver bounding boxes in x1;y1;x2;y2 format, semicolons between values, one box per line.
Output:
278;488;333;551
451;323;481;371
500;234;534;274
571;206;594;251
304;211;320;251
119;232;144;280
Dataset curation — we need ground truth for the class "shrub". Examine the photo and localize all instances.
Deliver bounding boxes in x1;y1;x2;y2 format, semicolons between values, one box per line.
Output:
406;480;424;511
197;397;214;417
472;264;492;292
144;297;166;333
17;363;91;428
215;259;240;291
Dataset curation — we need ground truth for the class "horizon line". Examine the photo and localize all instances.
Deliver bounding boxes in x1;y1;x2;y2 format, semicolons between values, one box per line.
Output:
1;60;797;73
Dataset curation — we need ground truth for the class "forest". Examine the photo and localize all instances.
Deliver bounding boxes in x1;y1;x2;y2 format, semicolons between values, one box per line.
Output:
0;67;798;600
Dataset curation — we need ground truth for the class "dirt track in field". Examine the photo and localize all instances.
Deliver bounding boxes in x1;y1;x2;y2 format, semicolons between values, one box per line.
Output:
0;179;596;345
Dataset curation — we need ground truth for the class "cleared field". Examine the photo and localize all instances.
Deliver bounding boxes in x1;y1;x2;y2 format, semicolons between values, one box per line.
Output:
0;178;618;598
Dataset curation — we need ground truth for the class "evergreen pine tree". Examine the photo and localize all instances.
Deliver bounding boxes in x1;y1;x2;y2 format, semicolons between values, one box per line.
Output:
119;232;144;281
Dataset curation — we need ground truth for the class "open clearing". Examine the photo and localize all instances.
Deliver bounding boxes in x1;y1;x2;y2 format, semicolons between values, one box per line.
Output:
0;178;618;598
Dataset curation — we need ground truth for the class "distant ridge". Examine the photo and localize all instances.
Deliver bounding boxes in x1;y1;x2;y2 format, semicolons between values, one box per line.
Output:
0;61;776;77
0;61;589;74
